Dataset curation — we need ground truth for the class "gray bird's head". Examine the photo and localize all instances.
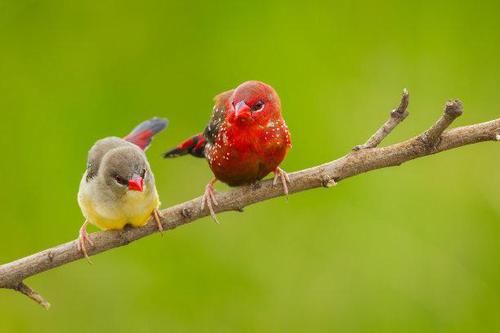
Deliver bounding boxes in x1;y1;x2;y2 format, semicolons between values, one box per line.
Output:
99;146;153;195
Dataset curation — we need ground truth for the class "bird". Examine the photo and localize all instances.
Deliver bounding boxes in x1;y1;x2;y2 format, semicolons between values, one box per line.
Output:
77;117;168;261
164;81;291;222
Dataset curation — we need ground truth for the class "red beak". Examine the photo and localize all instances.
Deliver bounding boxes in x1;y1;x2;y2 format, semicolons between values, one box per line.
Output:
128;175;144;192
234;100;251;119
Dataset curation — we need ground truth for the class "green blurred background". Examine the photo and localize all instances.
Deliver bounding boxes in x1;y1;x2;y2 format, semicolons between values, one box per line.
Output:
1;0;499;332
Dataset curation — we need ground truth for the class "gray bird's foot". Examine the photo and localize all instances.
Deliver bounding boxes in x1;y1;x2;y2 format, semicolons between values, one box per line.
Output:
273;167;291;197
152;208;164;234
77;220;94;264
201;179;220;224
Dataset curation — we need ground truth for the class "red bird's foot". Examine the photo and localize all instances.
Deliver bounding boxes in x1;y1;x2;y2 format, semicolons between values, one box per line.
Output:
77;220;94;264
201;179;220;224
273;167;291;196
152;208;164;234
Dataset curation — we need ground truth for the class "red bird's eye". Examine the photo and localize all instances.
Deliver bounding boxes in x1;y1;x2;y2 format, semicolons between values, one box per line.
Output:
252;101;264;112
114;175;128;186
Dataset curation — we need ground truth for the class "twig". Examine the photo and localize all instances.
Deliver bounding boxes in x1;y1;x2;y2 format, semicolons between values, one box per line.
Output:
0;93;498;309
353;89;410;150
421;99;464;147
14;282;50;310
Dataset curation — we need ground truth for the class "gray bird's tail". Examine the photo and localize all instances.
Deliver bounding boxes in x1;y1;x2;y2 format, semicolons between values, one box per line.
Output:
124;117;168;150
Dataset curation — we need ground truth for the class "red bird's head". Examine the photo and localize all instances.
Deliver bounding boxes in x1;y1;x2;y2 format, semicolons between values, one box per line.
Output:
227;81;282;126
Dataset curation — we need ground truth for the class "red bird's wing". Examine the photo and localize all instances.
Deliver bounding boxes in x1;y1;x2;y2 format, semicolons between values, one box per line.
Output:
124;117;168;150
163;89;233;159
203;89;233;144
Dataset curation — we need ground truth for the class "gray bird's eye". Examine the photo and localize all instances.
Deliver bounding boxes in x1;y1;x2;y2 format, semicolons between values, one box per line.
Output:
141;168;146;178
114;175;128;186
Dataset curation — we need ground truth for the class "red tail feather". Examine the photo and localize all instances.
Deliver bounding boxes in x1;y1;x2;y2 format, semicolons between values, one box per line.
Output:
124;118;168;150
163;133;206;158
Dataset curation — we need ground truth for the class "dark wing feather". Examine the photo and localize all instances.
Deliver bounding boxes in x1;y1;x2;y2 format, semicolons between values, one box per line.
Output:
203;90;233;143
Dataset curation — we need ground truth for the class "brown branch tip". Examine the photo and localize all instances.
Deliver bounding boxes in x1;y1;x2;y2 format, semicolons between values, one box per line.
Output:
15;282;50;310
353;89;410;151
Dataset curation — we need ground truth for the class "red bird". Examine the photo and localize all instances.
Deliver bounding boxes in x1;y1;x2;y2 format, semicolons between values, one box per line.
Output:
164;81;292;221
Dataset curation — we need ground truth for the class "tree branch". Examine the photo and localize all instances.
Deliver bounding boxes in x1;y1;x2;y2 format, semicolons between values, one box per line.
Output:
1;92;499;309
353;89;409;150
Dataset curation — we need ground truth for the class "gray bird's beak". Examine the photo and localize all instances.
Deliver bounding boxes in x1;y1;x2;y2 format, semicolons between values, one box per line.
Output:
128;174;144;192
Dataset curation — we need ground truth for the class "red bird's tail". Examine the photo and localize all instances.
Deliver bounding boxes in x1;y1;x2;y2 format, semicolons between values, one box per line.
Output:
163;133;206;158
124;117;168;150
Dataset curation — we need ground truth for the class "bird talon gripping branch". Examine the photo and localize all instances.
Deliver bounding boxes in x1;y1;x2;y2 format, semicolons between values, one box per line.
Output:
78;220;94;263
273;167;291;196
152;209;164;233
165;81;292;222
201;180;220;223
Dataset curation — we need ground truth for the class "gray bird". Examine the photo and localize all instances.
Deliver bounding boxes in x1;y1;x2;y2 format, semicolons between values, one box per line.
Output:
77;118;168;261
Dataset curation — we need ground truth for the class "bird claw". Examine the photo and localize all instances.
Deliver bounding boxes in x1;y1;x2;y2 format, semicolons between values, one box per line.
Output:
152;208;164;234
201;180;220;224
77;221;94;264
273;167;291;197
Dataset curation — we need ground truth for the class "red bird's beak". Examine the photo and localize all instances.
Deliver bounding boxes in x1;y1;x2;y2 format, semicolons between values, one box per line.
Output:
234;100;251;120
128;175;144;192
